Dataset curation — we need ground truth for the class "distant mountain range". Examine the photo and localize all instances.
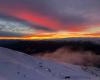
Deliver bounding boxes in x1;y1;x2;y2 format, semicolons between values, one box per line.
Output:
0;38;100;68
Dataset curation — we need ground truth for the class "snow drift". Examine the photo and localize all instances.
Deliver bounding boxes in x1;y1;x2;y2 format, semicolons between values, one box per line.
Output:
0;47;100;80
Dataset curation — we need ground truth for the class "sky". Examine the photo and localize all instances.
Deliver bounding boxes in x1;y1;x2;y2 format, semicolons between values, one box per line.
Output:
0;0;100;37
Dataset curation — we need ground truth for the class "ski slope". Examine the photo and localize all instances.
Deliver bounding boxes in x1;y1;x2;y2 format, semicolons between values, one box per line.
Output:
0;47;99;80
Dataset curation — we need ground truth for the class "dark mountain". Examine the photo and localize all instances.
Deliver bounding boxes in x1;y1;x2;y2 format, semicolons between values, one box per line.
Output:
0;38;100;55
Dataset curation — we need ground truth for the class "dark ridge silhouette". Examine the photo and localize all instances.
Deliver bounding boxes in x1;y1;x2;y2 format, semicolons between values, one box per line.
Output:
0;39;100;67
0;40;100;55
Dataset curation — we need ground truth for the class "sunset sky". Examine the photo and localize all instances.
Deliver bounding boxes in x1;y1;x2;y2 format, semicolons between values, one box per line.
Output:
0;0;100;38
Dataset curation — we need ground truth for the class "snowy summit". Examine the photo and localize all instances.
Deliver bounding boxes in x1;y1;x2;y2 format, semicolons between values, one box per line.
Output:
0;47;99;80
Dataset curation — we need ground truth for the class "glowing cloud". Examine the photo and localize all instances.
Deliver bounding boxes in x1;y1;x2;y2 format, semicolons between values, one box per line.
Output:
0;0;100;36
0;32;99;40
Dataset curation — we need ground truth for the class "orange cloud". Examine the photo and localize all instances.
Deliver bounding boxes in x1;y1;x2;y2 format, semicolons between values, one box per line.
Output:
66;25;88;32
0;32;99;40
85;32;100;37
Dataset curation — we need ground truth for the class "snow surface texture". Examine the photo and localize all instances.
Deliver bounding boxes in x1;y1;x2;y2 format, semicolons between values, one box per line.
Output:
0;47;99;80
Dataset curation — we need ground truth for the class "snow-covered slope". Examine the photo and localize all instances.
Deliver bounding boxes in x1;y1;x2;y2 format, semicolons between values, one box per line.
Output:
0;47;99;80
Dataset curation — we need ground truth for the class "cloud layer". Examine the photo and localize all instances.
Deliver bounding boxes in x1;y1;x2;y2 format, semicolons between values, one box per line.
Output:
34;47;100;67
0;0;100;36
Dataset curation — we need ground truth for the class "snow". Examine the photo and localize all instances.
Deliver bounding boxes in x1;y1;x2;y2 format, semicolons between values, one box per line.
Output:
0;47;99;80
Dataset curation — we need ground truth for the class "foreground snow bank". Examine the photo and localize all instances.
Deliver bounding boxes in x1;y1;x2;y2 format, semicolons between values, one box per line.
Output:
0;47;99;80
